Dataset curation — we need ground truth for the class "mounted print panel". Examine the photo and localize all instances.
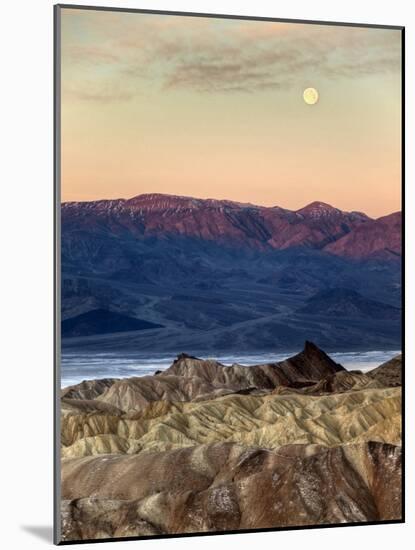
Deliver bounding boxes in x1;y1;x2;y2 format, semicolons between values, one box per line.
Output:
54;5;404;544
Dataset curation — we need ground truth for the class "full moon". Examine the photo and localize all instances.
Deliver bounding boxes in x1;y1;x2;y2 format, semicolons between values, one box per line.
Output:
303;87;319;105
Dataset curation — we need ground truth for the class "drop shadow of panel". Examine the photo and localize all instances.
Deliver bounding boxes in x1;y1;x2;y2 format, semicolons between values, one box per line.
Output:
21;525;53;543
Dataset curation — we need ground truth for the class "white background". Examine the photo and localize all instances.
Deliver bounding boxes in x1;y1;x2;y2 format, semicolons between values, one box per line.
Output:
1;0;413;548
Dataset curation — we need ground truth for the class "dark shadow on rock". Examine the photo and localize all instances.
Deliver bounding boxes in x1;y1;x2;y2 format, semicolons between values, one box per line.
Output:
21;525;53;543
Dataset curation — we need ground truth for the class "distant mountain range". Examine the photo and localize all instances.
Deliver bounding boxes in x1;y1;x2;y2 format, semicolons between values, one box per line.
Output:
62;193;401;259
61;193;401;352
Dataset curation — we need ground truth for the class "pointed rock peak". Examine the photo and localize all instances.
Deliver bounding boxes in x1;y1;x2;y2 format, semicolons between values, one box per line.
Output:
303;340;333;361
303;340;322;354
298;341;345;373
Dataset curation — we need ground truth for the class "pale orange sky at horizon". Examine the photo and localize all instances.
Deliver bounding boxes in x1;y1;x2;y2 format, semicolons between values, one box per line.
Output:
60;9;402;218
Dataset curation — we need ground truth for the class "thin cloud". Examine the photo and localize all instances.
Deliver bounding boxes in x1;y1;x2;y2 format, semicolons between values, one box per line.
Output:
65;45;121;65
63;81;137;102
154;30;400;93
61;11;402;100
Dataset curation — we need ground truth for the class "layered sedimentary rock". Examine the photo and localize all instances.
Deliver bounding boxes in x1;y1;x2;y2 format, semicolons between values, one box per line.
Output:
61;441;401;541
61;387;401;458
62;341;344;414
62;378;119;401
60;343;402;541
368;355;402;387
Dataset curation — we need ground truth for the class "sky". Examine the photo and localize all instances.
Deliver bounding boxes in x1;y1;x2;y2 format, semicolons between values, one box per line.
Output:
60;8;402;218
